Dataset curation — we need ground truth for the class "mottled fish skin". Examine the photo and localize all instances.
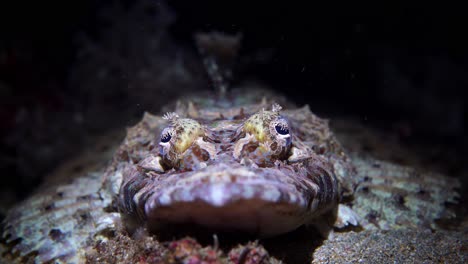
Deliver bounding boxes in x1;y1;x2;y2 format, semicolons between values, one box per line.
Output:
1;133;123;263
112;88;356;236
0;88;460;263
117;105;352;236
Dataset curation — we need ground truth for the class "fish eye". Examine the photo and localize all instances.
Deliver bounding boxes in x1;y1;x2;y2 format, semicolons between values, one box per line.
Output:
275;124;289;135
159;113;216;170
233;103;292;164
160;132;172;143
159;115;204;154
160;127;173;144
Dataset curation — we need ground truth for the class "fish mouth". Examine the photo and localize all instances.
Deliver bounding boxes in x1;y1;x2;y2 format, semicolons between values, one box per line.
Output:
146;197;308;236
120;154;339;236
121;162;327;236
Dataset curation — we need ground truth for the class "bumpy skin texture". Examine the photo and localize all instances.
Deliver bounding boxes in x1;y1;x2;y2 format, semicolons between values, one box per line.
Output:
1;89;461;263
116;92;355;236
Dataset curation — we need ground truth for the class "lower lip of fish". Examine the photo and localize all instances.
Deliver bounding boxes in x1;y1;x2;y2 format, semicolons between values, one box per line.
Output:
144;181;310;236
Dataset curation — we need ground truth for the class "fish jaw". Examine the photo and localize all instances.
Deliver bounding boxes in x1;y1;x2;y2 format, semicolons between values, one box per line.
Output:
120;156;340;236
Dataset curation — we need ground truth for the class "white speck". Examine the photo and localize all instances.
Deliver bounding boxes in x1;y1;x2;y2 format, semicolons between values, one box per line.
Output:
242;186;255;199
179;190;193;201
289;193;297;203
261;187;281;201
96;213;120;230
210;185;225;206
159;193;171;205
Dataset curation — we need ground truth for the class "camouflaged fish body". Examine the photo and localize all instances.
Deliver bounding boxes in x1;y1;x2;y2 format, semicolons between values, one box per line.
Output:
1;88;460;263
115;93;356;236
1;133;122;263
